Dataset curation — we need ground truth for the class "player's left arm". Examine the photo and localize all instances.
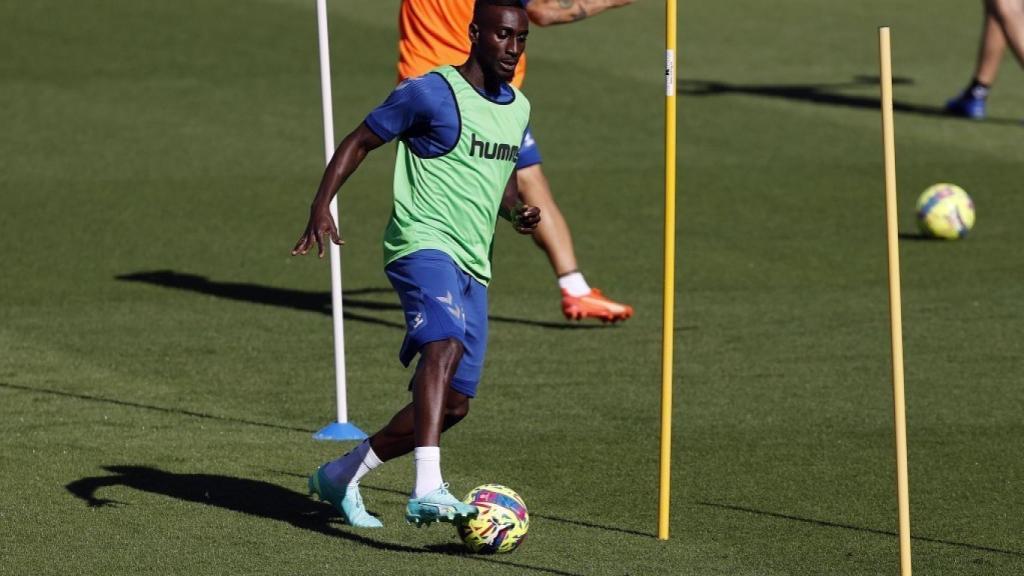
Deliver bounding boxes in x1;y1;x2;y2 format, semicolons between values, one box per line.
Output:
499;171;541;234
525;0;635;27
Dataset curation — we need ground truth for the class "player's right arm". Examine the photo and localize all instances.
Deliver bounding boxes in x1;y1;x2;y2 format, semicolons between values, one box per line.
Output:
293;76;443;258
292;123;386;258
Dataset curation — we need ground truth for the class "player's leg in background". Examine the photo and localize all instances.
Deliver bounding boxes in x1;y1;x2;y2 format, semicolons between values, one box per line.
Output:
988;0;1024;65
947;0;1006;118
515;129;633;322
517;163;579;276
976;3;1008;85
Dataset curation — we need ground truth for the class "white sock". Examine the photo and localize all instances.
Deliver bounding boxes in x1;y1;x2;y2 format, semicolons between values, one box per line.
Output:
324;439;383;487
558;271;591;297
412;446;443;498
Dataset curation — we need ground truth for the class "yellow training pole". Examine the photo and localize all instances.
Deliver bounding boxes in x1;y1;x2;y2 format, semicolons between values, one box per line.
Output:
659;0;678;542
878;27;913;576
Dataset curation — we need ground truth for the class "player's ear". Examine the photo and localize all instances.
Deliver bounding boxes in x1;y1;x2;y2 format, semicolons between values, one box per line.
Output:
468;22;479;45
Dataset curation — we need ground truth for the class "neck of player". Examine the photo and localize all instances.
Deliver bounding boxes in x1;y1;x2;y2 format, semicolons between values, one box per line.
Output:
457;59;504;97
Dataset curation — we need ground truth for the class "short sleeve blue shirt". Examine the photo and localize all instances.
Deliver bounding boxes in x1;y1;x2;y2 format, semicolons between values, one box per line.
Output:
364;70;516;158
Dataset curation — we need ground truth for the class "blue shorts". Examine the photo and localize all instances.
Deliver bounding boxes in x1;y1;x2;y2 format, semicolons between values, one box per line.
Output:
385;250;489;398
516;126;542;170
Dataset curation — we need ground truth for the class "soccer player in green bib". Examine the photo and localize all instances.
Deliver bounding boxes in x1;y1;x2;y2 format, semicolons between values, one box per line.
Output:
292;0;539;528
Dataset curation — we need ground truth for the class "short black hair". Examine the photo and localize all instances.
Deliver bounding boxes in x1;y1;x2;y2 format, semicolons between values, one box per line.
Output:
473;0;526;20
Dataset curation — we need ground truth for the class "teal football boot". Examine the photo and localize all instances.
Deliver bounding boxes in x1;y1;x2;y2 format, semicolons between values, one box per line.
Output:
405;483;478;527
308;465;383;528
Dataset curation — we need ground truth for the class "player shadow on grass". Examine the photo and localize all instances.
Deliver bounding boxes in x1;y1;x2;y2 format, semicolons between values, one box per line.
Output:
66;465;583;576
697;501;1024;559
678;76;1022;125
116;270;605;331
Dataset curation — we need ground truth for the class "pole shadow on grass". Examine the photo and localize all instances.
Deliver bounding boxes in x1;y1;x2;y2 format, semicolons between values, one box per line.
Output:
271;471;655;539
357;483;656;539
116;270;606;331
0;381;314;434
698;501;1024;558
66;465;583;576
678;76;1022;125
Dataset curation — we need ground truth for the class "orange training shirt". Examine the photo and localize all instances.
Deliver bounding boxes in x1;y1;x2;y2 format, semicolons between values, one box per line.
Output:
398;0;527;88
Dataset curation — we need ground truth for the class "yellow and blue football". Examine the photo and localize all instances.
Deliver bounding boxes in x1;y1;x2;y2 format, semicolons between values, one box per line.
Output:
457;484;529;554
917;183;975;239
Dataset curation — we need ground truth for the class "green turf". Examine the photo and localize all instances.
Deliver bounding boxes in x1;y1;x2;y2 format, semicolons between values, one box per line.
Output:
2;0;1023;574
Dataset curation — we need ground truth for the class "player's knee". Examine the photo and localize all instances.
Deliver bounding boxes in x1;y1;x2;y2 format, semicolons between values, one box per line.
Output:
443;394;470;428
446;399;470;422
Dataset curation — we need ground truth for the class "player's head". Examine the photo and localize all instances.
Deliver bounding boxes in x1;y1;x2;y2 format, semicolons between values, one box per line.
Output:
469;0;529;83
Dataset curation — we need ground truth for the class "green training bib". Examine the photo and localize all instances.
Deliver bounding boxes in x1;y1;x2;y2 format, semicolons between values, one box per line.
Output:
383;65;531;285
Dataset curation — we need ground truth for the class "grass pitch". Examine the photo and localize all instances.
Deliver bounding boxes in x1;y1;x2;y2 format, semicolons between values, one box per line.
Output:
2;1;1023;574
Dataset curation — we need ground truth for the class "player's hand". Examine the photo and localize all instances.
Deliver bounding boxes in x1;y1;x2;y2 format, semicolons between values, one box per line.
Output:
513;204;541;234
291;205;344;258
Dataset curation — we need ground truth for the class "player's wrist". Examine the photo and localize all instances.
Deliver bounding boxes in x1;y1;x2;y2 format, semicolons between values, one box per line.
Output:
311;198;333;215
499;201;522;223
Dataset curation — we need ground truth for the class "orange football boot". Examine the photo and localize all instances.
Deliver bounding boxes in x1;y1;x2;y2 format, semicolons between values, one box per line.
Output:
561;288;634;323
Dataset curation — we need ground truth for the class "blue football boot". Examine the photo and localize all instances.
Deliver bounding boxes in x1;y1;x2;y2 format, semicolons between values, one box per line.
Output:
405;483;478;527
308;465;383;528
945;90;987;119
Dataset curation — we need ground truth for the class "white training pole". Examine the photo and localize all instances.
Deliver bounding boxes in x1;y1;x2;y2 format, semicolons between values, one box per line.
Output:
313;0;363;440
879;26;912;575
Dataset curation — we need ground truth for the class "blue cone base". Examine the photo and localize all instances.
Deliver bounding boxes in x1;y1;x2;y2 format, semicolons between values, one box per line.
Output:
314;421;368;441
